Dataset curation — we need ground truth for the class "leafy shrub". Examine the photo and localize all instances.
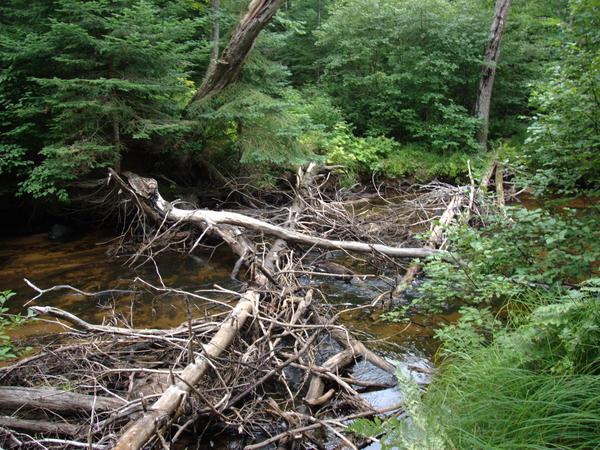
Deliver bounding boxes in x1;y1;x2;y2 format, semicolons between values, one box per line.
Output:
434;307;501;356
508;278;600;375
323;122;398;184
388;206;600;316
0;290;32;360
322;125;484;184
316;0;486;152
378;145;481;182
518;0;600;195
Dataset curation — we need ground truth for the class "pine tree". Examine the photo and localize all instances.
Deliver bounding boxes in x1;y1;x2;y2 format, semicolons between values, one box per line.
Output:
1;0;201;199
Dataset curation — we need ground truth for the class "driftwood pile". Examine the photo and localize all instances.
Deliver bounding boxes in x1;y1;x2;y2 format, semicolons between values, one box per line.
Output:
0;163;502;449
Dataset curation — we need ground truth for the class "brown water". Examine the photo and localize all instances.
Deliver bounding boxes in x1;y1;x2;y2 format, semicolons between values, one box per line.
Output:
0;232;239;340
0;231;445;359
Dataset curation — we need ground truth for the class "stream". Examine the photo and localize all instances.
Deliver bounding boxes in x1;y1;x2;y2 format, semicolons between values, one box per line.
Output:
0;230;453;448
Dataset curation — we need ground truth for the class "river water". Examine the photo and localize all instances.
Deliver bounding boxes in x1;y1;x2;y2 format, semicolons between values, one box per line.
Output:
0;231;453;356
0;230;451;448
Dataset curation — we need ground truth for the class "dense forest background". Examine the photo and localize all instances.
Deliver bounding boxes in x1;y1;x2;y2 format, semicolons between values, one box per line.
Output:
1;0;598;207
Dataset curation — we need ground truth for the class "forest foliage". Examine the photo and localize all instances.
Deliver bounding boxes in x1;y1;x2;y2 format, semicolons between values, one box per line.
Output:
1;0;596;198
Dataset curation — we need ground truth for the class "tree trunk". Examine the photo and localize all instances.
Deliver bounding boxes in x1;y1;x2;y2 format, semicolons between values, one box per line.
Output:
113;112;122;173
0;416;80;437
117;170;444;259
474;0;512;148
190;0;284;105
207;0;220;76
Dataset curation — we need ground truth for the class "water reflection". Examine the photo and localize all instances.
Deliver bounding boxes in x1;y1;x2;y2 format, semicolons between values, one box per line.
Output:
0;232;238;336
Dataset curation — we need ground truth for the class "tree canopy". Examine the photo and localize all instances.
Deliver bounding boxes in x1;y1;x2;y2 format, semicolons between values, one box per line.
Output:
0;0;596;198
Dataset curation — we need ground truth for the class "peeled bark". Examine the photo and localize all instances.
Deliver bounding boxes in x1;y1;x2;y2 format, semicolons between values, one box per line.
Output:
190;0;284;104
474;0;512;148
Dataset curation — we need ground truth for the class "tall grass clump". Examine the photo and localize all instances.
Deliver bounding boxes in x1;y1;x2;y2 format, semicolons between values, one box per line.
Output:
429;340;600;449
353;287;600;449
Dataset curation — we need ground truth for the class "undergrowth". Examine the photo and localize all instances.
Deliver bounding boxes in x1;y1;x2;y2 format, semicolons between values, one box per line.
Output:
0;290;32;360
357;204;600;449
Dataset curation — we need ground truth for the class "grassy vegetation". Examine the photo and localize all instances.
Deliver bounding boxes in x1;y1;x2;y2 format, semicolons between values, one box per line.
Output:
352;199;600;449
0;290;32;360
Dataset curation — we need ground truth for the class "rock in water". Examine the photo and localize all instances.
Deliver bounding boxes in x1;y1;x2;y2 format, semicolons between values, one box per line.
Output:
48;224;73;242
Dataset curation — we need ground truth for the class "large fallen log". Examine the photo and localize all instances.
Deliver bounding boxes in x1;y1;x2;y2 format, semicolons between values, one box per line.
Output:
0;416;80;437
114;170;443;260
0;387;123;415
113;290;257;450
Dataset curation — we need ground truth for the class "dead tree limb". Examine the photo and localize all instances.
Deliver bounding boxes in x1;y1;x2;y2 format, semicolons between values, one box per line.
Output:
304;349;355;406
311;313;395;374
113;290;258;450
0;416;81;437
190;0;284;104
0;387;123;415
114;170;444;260
28;304;213;340
393;194;464;297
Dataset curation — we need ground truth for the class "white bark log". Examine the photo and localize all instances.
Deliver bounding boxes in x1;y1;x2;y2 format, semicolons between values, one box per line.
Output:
113;290;258;450
393;195;464;296
131;180;442;260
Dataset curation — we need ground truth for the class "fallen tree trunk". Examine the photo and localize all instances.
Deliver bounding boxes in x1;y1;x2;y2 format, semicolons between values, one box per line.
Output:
116;170;443;260
0;387;123;415
0;416;80;437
